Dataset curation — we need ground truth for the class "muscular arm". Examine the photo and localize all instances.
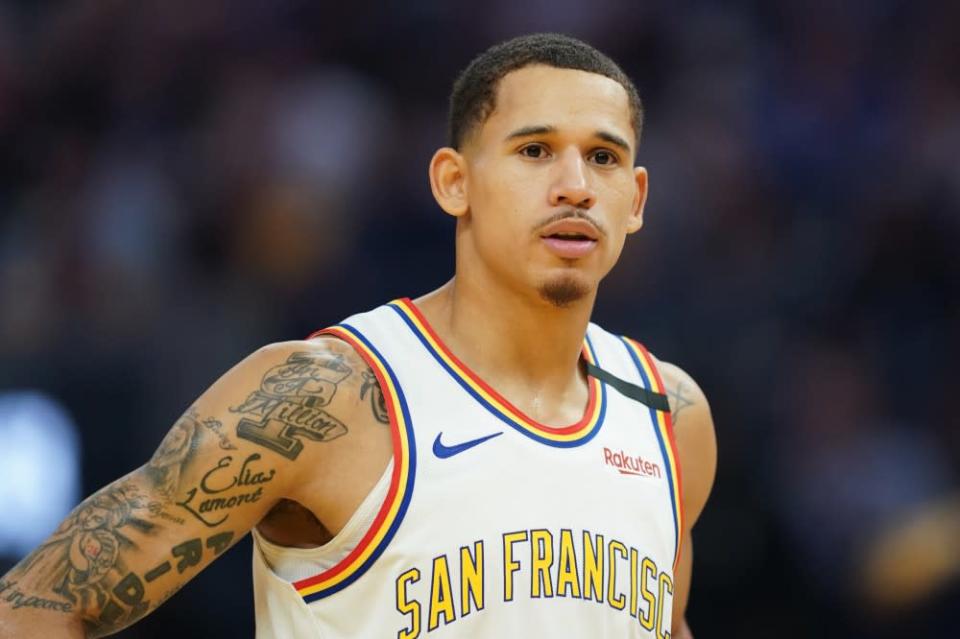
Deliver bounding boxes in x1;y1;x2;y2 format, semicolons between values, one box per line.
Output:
0;338;378;638
657;360;717;638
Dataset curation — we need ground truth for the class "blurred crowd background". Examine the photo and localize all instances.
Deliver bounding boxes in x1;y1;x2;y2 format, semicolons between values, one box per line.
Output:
1;1;958;637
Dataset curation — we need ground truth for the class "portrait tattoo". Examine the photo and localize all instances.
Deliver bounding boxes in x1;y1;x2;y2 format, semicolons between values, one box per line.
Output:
231;351;351;459
7;482;156;626
4;477;237;633
2;403;243;632
145;409;203;500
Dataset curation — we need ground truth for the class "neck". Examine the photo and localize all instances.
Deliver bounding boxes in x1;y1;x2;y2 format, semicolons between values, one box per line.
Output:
414;274;595;403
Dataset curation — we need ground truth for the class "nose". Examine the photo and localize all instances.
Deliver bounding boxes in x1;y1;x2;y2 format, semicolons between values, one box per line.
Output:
548;147;597;209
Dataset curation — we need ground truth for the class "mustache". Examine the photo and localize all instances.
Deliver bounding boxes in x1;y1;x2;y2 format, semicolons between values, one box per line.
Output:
533;209;607;237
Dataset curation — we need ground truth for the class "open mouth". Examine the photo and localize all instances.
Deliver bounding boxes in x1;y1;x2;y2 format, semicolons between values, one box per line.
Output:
544;232;594;241
537;217;602;258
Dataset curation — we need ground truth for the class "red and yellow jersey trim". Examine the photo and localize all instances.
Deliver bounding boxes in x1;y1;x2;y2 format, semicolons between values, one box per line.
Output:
621;338;684;573
295;323;416;602
389;298;607;447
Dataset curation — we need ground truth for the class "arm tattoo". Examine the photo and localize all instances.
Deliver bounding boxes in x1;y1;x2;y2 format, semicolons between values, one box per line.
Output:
145;409;203;500
13;482;155;611
360;369;389;425
0;406;245;632
0;474;236;633
201;417;237;450
176;453;276;527
0;482;152;618
667;381;694;424
2;477;237;634
231;351;352;459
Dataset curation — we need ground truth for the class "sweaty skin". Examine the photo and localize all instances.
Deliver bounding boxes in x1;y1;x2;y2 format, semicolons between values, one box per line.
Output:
0;64;716;638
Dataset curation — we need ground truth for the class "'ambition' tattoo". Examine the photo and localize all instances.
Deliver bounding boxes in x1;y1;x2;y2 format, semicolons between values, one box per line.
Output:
360;369;389;424
232;351;351;459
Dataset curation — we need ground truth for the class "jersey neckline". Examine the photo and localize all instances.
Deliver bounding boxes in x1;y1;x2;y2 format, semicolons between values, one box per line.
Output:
388;297;606;447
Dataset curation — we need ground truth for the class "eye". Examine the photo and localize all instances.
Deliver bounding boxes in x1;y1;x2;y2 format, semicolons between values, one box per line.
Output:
519;143;549;159
589;149;618;166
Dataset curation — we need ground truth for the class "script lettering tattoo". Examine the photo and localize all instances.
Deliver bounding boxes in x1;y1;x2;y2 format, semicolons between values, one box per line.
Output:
0;578;73;613
360;369;389;424
667;380;694;424
201;417;237;450
146;501;185;525
176;453;276;527
232;351;351;459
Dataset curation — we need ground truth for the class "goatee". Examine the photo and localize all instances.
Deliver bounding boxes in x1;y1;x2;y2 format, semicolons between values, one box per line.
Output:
537;276;589;308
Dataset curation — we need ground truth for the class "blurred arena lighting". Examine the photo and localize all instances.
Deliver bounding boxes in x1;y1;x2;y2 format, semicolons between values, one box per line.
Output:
0;391;81;559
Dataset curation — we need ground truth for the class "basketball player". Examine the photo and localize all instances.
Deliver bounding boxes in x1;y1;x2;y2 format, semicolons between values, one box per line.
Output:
0;34;716;638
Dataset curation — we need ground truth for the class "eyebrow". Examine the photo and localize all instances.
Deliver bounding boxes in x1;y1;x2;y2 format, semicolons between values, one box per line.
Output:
504;125;633;155
595;130;632;154
504;125;557;141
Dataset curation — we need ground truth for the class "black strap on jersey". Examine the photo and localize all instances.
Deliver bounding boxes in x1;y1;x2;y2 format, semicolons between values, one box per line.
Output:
585;362;671;412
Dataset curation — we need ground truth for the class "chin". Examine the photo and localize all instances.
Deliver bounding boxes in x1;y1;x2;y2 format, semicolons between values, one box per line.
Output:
536;273;593;308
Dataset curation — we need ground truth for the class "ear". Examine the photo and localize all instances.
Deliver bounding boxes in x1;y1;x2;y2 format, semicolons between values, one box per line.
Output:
429;147;469;217
625;166;648;234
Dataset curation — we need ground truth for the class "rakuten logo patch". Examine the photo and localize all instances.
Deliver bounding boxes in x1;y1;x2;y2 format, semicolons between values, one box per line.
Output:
603;447;662;478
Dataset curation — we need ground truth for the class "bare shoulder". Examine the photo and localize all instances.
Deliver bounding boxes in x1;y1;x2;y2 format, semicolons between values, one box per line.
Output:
234;336;394;543
232;336;384;416
225;336;391;458
240;336;371;398
651;356;717;526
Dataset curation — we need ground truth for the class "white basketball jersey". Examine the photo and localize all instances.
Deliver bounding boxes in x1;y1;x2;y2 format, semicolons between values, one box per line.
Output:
252;298;683;638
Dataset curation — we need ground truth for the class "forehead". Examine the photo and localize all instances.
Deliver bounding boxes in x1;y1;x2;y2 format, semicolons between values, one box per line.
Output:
479;65;634;145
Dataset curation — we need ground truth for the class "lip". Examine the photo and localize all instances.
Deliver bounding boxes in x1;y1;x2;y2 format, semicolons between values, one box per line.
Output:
541;236;598;258
538;218;601;259
538;218;601;241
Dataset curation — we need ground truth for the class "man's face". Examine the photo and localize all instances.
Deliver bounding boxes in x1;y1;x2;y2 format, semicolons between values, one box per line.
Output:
78;504;110;530
458;65;646;307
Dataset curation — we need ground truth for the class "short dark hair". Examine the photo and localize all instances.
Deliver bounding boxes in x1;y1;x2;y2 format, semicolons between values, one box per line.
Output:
448;33;643;151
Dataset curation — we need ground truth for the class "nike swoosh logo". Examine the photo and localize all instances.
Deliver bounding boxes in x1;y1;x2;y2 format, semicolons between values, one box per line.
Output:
432;431;503;459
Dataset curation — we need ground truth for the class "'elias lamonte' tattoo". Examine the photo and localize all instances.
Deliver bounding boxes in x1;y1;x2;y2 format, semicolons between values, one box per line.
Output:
231;351;353;459
360;368;389;424
176;453;277;527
